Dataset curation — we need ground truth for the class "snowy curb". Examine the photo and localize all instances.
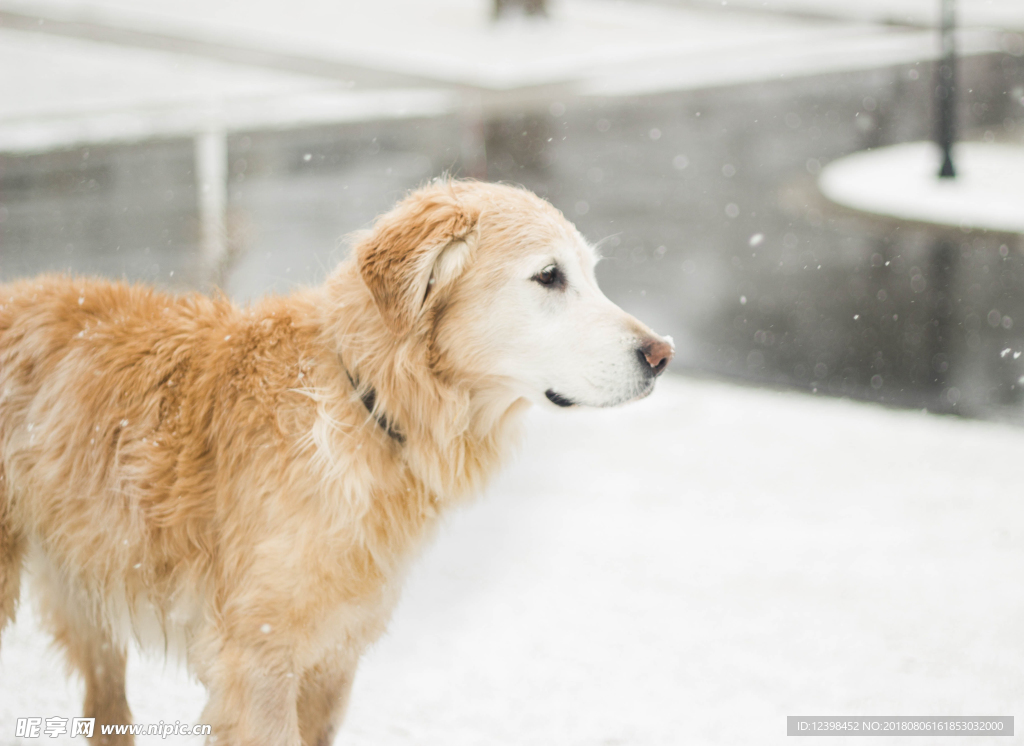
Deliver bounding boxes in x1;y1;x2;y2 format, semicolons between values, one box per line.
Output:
819;141;1024;234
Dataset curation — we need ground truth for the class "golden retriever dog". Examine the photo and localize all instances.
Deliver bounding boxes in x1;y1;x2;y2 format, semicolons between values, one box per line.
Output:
0;179;673;745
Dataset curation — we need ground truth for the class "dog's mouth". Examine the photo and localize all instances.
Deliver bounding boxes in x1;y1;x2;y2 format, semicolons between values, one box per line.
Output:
545;379;658;409
545;389;575;407
627;378;657;403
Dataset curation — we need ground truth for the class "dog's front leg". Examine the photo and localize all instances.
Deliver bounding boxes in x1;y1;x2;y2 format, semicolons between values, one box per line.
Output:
199;642;301;746
297;656;358;746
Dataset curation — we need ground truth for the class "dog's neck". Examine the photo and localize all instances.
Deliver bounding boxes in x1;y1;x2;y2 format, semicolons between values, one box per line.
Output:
338;355;405;444
315;261;529;502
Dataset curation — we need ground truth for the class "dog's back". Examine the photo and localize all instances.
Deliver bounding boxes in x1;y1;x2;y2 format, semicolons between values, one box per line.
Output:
0;276;316;644
1;278;214;641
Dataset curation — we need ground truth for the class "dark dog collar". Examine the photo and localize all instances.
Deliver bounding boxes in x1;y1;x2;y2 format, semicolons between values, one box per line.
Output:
340;356;405;445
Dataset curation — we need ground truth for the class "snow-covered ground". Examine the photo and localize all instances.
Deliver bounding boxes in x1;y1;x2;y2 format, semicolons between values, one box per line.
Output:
0;0;1011;158
2;374;1023;745
819;141;1024;235
0;27;458;154
0;0;1010;97
0;0;1013;160
687;0;1024;33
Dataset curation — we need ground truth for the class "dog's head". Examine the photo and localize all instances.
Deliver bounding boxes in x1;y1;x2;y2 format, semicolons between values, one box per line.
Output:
356;180;673;409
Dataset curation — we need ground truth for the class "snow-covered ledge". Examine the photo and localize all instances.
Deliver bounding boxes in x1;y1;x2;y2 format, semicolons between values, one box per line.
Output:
819;141;1024;235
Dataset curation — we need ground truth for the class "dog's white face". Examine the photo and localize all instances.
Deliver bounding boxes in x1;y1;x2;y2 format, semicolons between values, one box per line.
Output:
443;234;672;409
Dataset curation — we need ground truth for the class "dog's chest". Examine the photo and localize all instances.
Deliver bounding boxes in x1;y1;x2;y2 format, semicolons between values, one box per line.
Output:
302;511;441;662
307;582;405;661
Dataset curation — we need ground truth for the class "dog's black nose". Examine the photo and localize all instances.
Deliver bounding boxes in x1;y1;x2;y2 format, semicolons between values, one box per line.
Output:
638;338;673;376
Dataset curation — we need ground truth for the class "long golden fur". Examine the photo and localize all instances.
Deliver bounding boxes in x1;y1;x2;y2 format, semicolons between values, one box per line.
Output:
0;180;671;745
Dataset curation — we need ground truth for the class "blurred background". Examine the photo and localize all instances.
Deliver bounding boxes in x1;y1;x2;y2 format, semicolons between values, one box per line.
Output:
2;0;1022;420
2;2;1024;744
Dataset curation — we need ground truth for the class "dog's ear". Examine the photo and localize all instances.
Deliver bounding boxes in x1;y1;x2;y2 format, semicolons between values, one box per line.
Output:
357;185;478;336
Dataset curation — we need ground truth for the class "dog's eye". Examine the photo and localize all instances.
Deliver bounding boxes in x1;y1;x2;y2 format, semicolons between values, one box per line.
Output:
532;264;565;290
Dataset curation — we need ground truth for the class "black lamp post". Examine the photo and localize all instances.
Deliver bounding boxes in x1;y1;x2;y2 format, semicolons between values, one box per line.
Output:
936;0;957;178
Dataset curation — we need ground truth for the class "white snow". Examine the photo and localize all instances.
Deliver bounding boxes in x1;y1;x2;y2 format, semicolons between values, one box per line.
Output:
0;0;1010;95
582;27;1001;98
0;28;457;155
3;374;1023;745
0;0;850;90
819;141;1024;235
0;0;1011;154
686;0;1024;32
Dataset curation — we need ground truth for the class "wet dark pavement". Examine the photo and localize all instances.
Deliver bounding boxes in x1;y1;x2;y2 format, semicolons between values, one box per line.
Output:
2;52;1023;421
